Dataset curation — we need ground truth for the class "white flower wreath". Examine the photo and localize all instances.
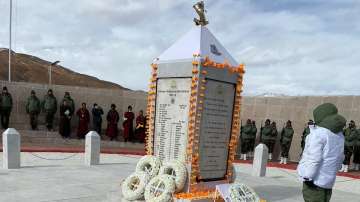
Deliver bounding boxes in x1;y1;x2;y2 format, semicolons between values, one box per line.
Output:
229;183;260;202
144;174;176;202
158;160;187;193
121;171;150;201
136;155;162;179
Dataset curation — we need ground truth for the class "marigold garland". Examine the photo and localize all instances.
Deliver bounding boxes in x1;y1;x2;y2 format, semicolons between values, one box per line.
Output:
145;63;158;155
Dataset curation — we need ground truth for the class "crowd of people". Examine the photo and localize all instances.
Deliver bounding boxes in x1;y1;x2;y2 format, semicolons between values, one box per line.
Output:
0;87;146;143
239;117;360;173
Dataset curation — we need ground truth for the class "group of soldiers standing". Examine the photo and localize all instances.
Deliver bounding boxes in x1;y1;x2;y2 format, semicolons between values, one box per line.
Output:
1;87;147;143
239;117;360;172
239;119;294;164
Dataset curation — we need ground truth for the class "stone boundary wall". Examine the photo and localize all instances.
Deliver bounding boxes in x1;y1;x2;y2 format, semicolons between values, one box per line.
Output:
0;81;147;133
241;96;359;162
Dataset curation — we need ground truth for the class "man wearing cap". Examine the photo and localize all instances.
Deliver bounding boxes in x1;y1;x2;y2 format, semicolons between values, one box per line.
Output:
301;120;314;154
298;103;346;202
0;87;13;129
280;120;294;164
42;89;57;131
26;90;41;130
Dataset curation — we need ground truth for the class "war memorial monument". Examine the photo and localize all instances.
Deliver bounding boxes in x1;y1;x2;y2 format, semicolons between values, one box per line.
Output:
121;1;261;201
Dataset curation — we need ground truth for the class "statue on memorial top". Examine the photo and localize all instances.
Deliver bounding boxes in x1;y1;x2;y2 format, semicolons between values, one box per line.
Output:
193;1;209;26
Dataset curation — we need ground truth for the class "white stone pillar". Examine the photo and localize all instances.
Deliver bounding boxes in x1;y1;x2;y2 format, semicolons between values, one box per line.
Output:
85;131;100;166
252;143;268;177
2;128;21;169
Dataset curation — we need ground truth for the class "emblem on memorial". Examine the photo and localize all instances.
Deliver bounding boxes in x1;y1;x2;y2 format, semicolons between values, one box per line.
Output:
170;80;177;89
210;44;222;56
216;84;224;96
193;1;209;26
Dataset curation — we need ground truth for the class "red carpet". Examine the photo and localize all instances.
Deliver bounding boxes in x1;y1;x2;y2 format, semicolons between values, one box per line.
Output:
234;159;360;179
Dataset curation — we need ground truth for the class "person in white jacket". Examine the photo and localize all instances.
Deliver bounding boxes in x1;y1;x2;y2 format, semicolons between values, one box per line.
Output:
297;103;346;202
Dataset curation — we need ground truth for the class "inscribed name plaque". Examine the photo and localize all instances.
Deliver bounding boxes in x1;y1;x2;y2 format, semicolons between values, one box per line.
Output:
154;78;191;162
199;79;235;180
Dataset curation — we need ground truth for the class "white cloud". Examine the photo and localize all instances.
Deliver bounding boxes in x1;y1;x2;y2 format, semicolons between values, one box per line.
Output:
0;0;359;95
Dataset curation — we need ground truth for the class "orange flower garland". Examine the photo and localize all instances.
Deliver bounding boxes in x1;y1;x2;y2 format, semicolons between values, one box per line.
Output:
145;63;158;155
187;55;202;190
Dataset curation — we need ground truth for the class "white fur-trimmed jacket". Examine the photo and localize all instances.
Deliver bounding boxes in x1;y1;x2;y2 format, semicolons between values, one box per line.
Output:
297;125;344;189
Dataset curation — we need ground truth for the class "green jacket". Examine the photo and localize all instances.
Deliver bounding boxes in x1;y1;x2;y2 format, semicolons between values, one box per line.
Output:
42;95;57;114
260;125;272;141
241;124;253;140
343;127;357;147
61;96;75;114
26;96;41;114
355;129;360;147
301;126;311;148
0;93;12;109
251;126;257;138
281;127;294;144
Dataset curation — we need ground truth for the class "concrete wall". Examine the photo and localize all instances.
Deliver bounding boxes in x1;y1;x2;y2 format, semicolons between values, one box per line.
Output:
0;81;147;132
240;96;359;162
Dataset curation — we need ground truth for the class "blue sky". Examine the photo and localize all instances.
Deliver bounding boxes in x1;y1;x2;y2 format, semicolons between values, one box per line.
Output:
0;0;359;95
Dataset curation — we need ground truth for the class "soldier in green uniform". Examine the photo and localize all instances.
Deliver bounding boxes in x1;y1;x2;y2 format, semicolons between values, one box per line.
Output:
61;92;75;115
269;121;278;160
280;120;294;164
26;90;41;130
260;119;273;160
0;87;12;129
340;120;357;172
42;89;57;131
250;120;257;158
353;124;360;171
301;120;314;154
240;119;252;160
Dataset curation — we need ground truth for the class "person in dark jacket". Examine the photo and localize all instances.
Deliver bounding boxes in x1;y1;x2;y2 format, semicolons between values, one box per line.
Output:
280;120;294;164
42;89;57;131
260;119;273;160
135;110;146;143
269;121;278;160
240;119;253;160
106;104;120;141
301;120;314;154
340;120;357;172
353;127;360;171
0;86;12;129
76;103;90;139
59;100;72;138
61;92;75;116
26;90;41;130
250;120;258;157
123;105;135;142
92;103;104;135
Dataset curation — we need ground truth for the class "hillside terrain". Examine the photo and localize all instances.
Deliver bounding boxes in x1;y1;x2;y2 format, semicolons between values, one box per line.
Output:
0;48;127;90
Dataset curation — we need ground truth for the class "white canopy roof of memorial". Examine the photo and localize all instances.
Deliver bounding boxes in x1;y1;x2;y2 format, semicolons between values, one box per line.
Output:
157;26;238;66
